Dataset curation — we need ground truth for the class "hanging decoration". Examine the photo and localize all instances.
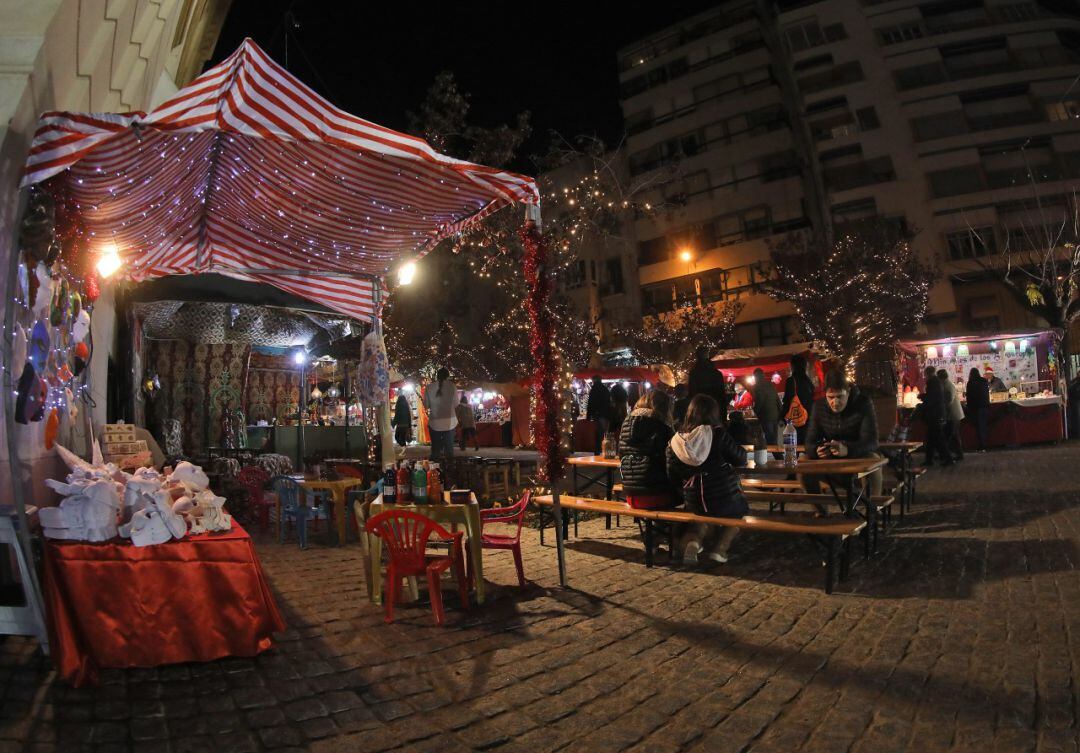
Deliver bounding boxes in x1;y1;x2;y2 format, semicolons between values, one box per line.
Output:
520;221;564;483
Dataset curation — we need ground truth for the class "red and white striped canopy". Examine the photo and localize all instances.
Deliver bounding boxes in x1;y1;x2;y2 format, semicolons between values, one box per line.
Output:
22;39;539;321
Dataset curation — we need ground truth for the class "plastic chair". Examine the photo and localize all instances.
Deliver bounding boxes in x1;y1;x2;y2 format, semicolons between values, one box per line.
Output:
237;466;271;532
478;490;531;587
270;476;328;548
365;510;468;626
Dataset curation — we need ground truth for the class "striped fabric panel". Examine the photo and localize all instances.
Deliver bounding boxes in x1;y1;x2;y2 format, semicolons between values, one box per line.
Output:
21;38;538;321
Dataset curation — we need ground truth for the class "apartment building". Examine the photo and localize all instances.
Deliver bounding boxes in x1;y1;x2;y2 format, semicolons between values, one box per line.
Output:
595;0;1080;354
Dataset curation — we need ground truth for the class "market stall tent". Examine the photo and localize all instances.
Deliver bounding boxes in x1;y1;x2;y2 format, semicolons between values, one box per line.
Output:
22;38;539;320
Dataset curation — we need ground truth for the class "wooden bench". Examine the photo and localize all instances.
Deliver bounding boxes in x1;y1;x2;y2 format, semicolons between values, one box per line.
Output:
743;489;895;554
742;478;804;492
533;495;866;593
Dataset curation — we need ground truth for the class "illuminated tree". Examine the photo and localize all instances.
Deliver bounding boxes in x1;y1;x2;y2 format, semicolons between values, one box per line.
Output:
619;299;743;374
761;222;936;374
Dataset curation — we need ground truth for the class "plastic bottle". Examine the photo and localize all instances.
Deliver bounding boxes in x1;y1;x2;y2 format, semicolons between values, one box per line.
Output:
396;461;411;503
783;420;798;468
753;426;769;466
413;462;428;504
383;466;397;504
428;462;442;504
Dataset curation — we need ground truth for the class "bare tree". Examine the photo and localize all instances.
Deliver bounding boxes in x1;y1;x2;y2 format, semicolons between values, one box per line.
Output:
761;222;937;375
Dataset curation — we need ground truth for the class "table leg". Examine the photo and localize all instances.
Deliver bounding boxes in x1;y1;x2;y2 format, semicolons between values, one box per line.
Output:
604;468;612;528
369;531;383;605
464;504;485;605
335;490;348;545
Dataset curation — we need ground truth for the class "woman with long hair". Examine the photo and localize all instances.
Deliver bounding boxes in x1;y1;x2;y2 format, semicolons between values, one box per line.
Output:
425;367;459;464
965;366;990;452
666;394;748;565
619;390;676;509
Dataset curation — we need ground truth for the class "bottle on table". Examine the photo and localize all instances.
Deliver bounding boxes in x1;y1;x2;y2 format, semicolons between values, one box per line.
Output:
383;466;397;504
428;462;442;504
783;419;798;468
753;426;769;466
396;461;411;503
601;432;616;459
413;462;428;504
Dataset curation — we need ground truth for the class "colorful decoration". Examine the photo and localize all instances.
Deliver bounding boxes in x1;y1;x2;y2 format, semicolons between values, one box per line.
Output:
520;221;564;483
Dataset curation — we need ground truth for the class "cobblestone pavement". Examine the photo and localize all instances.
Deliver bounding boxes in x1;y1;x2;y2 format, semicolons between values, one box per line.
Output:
3;444;1080;752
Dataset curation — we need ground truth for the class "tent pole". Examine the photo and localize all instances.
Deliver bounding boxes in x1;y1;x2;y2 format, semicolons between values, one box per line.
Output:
343;360;351;457
296;359;305;471
3;187;48;647
372;286;395;471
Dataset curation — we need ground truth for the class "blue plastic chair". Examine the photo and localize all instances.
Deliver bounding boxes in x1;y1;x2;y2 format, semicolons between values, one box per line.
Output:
272;475;317;546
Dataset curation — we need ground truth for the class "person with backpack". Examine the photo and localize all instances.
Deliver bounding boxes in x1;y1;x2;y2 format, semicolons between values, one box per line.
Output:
782;353;814;443
666;394;748;565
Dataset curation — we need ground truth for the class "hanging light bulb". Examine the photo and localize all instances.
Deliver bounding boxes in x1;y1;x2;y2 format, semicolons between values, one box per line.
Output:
943;345;953;358
398;261;417;285
926;346;938;359
326;383;340;399
957;344;970;358
96;244;122;278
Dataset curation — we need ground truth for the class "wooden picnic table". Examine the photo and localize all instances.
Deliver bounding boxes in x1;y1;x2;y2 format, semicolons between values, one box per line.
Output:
878;441;924;513
567;455;622;533
736;456;888;558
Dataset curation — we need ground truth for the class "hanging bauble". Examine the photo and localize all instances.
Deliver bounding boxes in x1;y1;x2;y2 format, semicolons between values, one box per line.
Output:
56;362;73;384
32;264;52;319
15;363;46;424
25;261;38;310
71;291;82;319
73;341;89;376
72;309;91;343
65;387;78;419
18;190;55;263
44;409;59;449
28;320;50;371
17;262;29;308
85;272;100;302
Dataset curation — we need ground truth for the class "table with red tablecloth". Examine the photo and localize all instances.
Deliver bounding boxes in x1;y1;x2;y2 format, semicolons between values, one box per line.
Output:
906;397;1064;448
43;522;284;687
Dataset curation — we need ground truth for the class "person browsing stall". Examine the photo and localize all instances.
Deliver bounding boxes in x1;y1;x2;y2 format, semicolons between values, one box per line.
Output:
455;394;478;451
585;375;612;455
425;367;459;464
752;367;782;445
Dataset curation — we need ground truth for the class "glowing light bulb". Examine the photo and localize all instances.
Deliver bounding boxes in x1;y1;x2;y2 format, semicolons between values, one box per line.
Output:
293;351;306;365
96;245;122;278
398;261;417;286
679;249;693;263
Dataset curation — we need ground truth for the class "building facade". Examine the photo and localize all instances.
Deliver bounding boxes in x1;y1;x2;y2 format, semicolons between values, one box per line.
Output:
589;0;1080;354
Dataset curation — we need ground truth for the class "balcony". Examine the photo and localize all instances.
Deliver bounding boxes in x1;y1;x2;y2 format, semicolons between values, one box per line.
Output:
894;45;1080;92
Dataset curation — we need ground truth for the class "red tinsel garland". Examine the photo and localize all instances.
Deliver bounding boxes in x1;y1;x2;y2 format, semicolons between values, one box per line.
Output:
519;221;565;484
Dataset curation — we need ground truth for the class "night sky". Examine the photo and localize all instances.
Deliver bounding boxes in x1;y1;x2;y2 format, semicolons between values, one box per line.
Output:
212;1;722;172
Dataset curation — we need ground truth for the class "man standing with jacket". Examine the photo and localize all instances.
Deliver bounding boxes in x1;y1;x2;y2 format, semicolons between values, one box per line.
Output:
920;366;952;466
688;347;727;406
751;367;781;445
585;375;612;455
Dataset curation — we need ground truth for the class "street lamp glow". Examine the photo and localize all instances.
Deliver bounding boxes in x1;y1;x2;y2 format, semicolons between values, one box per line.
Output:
96;244;122;278
398;261;417;285
678;249;693;263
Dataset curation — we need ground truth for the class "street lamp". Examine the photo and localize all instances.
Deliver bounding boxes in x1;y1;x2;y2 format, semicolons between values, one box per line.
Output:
398;261;417;286
96;244;123;278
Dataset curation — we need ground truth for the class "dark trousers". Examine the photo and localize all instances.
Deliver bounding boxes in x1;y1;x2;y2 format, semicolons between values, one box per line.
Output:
760;420;779;446
924;416;951;465
945;419;964;459
592;418;609;455
968;408;989;450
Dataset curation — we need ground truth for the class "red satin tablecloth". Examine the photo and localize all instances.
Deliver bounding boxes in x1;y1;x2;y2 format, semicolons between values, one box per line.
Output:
43;522;285;687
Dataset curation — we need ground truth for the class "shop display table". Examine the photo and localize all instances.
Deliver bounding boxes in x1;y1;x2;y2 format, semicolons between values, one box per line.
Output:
43;523;284;687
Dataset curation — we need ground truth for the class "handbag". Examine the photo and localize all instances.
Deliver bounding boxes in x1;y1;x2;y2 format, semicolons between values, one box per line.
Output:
784;395;809;428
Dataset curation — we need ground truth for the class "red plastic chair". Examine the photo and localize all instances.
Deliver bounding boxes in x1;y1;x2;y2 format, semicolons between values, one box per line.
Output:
365;510;468;626
236;466;271;532
478;490;531;587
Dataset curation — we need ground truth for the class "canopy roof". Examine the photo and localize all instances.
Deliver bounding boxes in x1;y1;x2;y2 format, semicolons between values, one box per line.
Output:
22;39;539;321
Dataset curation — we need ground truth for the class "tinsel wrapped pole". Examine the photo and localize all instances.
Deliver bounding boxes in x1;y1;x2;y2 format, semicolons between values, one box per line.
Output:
519;217;567;586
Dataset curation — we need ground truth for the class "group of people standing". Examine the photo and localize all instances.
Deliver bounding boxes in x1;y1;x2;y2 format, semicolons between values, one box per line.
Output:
918;366;996;464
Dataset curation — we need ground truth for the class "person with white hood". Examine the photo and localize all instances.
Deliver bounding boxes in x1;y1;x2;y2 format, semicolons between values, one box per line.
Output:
666;394;748;564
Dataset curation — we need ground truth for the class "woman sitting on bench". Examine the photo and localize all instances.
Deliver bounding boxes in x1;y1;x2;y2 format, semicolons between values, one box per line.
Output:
666;394;748;565
619;390;677;510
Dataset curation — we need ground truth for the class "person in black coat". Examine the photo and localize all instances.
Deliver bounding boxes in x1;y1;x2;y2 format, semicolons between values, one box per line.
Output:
688;347;727;406
610;381;629;438
965;367;991;452
666;394;747;565
919;365;953;466
392;392;412;447
672;383;690;425
619;391;676;509
803;370;883;496
782;353;816;443
585;375;612;454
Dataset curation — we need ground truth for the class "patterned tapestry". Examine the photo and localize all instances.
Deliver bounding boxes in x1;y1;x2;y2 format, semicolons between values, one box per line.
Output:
246;352;303;426
145;341;252;455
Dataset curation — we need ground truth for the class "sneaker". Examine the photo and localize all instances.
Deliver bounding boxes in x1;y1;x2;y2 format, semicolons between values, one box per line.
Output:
704;551;729;564
683;541;702;564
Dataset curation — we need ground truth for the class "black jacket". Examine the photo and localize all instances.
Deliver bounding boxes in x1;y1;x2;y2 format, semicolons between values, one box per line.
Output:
666;426;748;518
585;382;612;421
619;411;674;494
782;373;815;422
688;361;727;406
805;389;879;458
966;375;990;411
920;375;946;420
392;394;411;426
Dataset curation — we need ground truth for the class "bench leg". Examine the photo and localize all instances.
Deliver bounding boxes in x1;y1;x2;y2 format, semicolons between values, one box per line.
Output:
644;520;654;568
573;511;579;537
605;513;611;529
840;536;852;581
539;506;546;546
824;537;839;594
564;510;571;541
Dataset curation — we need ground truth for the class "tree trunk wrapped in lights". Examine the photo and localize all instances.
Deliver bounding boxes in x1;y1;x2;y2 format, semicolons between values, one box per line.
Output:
762;222;936;376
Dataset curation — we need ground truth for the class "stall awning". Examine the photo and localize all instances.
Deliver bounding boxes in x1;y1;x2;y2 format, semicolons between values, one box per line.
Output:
21;39;539;321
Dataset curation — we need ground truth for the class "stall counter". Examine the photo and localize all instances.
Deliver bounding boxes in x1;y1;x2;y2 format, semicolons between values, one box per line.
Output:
908;396;1064;448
